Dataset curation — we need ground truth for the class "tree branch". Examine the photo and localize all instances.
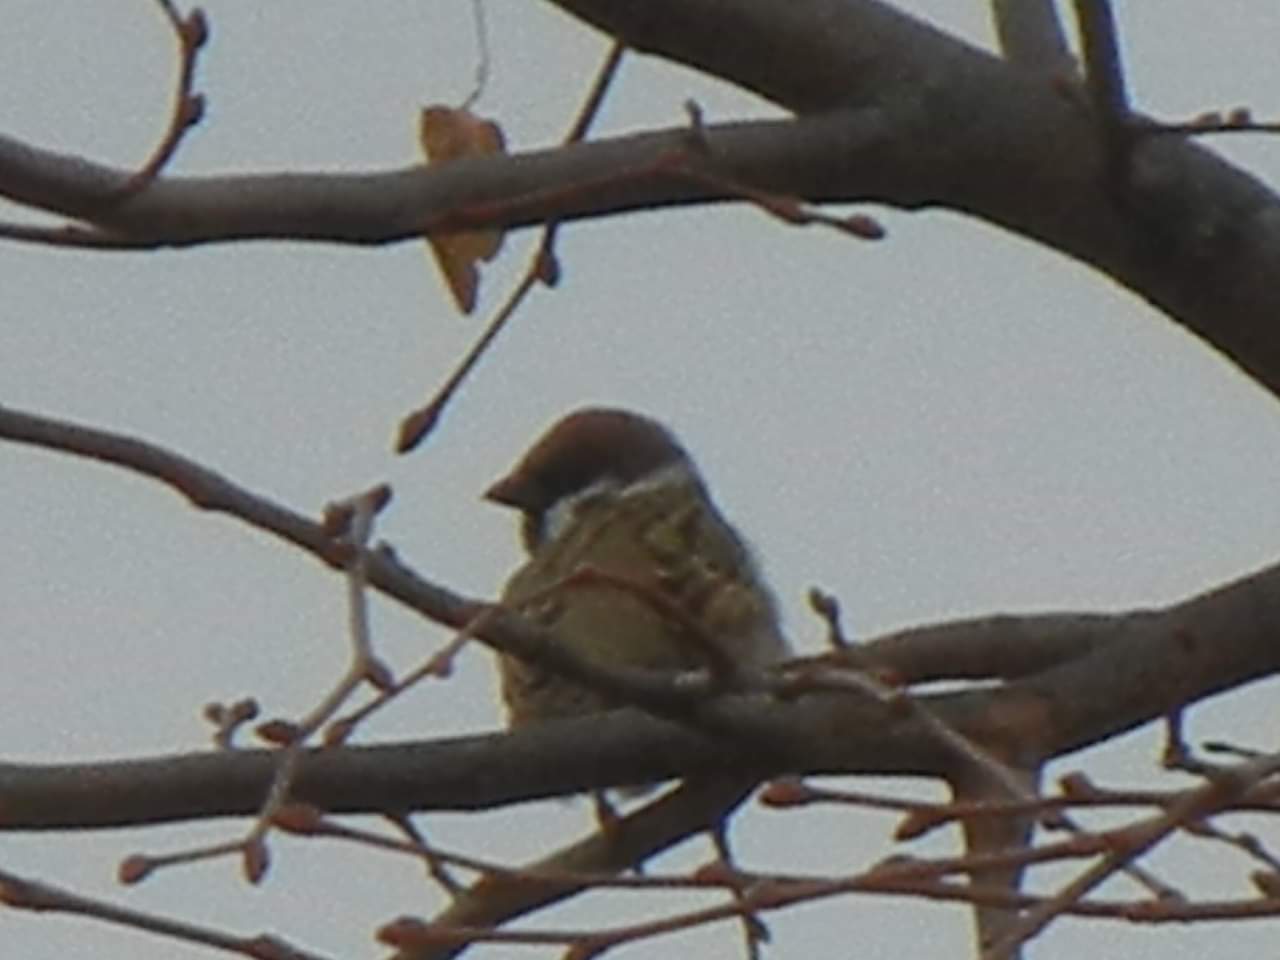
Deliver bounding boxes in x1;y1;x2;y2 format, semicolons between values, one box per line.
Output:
989;0;1074;71
0;401;1278;830
544;0;1280;406
4;0;1278;411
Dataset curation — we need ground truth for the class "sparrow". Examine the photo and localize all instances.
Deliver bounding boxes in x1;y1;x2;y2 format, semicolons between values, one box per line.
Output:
484;407;788;730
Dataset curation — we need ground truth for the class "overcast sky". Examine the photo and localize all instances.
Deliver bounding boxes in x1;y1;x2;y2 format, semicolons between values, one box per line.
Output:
3;2;1280;958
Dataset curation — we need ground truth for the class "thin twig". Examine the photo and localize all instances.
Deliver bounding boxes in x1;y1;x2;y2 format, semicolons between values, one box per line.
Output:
326;626;474;744
1071;0;1133;187
240;486;394;873
127;485;395;884
460;0;491;111
709;824;769;960
103;1;209;201
1140;114;1280;137
984;751;1280;960
396;41;627;452
793;585;1180;903
989;0;1074;72
0;866;334;960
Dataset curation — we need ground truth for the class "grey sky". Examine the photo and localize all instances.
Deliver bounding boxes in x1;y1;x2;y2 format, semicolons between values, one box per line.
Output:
2;2;1279;958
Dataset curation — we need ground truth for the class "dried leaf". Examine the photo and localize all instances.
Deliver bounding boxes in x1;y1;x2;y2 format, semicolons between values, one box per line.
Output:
419;105;508;313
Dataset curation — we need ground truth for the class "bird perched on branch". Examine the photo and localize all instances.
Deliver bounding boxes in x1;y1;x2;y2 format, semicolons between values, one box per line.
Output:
484;407;788;730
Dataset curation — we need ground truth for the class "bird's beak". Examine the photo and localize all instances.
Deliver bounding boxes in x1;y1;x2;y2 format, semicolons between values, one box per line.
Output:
483;472;526;509
485;471;545;554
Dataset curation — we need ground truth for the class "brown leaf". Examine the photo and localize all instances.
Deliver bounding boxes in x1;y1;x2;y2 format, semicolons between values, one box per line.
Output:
419;105;508;313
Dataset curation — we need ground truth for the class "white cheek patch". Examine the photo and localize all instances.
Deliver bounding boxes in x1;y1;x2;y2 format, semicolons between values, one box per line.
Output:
539;462;698;546
623;460;694;497
541;477;617;545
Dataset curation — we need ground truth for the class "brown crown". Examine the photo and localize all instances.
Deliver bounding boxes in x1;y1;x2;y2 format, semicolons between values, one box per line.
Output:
484;407;690;516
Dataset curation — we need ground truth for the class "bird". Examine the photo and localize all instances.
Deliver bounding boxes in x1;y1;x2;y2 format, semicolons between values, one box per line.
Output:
483;407;789;731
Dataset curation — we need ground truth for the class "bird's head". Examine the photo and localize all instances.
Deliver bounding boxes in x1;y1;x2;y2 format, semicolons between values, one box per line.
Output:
485;407;696;552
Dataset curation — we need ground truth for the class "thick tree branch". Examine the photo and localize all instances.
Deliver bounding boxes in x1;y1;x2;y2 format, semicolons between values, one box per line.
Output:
2;5;1276;956
0;402;1278;830
392;776;762;960
3;1;1277;409
989;0;1074;70
0;113;901;246
544;0;1280;405
0;558;1276;830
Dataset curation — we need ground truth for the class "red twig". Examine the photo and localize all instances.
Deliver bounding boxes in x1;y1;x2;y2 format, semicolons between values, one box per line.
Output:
396;41;627;452
0;865;333;960
104;1;210;201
